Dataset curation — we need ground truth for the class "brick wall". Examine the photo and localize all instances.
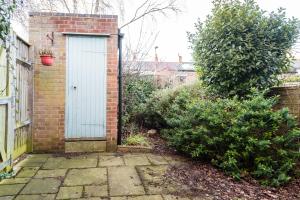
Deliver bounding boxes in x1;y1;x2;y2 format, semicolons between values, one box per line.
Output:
29;12;118;152
270;85;300;124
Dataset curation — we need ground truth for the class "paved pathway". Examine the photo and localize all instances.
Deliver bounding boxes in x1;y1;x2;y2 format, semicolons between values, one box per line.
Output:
0;153;203;200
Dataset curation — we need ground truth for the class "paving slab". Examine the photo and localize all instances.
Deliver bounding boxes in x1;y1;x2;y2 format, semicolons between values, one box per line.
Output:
67;153;99;159
21;178;61;194
146;154;168;165
56;186;83;199
59;158;98;168
123;154;150;166
99;155;124;166
16;167;39;178
0;184;25;196
64;168;107;186
137;165;179;194
84;185;108;197
0;178;30;185
108;166;145;196
76;198;107;200
14;194;56;200
128;195;163;200
42;157;65;169
0;196;14;200
34;169;67;178
163;195;190;200
43;157;97;169
110;197;127;200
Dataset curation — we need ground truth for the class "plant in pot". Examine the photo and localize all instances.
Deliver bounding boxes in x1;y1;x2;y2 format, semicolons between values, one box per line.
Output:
39;49;54;66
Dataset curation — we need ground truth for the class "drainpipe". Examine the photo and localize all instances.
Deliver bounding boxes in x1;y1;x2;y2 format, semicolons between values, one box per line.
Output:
117;29;124;145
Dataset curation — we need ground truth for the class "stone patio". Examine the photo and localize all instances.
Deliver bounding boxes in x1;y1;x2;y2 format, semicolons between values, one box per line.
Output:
0;153;206;200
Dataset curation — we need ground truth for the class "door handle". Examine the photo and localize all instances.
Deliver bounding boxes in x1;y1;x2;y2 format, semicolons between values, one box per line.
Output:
72;86;77;90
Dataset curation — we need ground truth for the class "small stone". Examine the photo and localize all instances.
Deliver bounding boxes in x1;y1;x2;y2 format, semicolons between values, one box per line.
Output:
147;129;157;136
56;186;83;199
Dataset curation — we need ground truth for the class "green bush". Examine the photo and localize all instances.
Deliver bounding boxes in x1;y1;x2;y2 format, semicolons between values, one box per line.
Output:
144;87;300;186
123;75;157;133
189;0;300;98
142;82;206;129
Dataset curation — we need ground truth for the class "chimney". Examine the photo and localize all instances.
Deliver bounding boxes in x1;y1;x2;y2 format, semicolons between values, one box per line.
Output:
155;46;159;62
178;54;182;63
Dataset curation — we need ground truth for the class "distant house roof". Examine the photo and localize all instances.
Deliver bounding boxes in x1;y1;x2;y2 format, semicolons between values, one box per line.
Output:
125;61;195;72
289;59;300;73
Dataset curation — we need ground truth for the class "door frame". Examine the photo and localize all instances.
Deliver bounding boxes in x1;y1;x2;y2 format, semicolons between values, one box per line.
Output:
64;34;108;141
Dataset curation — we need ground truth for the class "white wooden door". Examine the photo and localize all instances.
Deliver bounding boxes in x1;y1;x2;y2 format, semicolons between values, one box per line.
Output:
66;36;107;139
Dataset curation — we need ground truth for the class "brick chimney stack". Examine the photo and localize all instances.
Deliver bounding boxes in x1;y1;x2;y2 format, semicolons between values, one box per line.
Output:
178;54;182;63
155;46;159;62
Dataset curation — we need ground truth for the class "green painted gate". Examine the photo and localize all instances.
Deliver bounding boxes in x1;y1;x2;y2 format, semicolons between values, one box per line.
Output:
0;33;32;172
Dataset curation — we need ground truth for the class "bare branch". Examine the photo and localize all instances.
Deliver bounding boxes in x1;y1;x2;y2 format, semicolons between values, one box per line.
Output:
120;0;180;29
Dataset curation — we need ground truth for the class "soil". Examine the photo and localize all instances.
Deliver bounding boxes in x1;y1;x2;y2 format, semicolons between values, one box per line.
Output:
147;134;300;200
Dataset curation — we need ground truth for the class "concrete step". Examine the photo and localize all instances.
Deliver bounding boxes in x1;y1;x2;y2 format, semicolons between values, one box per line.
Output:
65;140;106;153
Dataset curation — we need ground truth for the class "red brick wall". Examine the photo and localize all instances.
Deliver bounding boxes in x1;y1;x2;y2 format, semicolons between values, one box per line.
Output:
270;85;300;125
29;12;118;152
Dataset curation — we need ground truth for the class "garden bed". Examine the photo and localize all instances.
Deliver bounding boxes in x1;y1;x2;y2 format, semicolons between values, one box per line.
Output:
148;134;300;200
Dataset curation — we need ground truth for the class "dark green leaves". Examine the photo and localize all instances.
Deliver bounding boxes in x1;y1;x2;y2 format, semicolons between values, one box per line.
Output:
190;0;300;98
143;86;300;186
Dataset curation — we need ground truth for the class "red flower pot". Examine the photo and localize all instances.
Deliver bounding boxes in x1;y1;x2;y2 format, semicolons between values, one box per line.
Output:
40;55;54;66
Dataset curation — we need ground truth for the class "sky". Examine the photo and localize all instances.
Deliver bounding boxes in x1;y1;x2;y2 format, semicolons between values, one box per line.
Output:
12;0;300;62
142;0;300;62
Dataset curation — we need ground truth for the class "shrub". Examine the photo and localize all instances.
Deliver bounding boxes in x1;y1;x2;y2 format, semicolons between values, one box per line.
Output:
123;134;149;146
189;0;300;98
142;82;206;129
144;86;300;186
123;75;157;133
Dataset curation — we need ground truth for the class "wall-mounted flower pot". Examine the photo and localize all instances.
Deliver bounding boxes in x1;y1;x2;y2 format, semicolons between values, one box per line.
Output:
40;55;54;66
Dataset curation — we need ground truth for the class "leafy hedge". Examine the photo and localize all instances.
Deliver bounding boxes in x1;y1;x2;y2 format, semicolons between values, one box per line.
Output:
143;85;300;186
